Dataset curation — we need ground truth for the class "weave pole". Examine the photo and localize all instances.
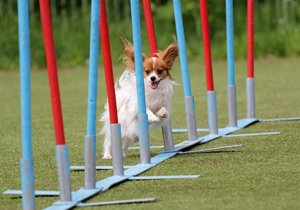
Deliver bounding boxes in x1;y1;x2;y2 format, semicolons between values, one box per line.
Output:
130;0;151;164
39;0;72;202
199;0;219;135
142;0;175;151
247;0;255;118
100;0;124;176
84;0;100;189
142;0;158;57
173;0;198;140
18;0;35;209
226;0;238;127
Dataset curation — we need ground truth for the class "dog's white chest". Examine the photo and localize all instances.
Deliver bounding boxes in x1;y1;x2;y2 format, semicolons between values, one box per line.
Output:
145;80;174;113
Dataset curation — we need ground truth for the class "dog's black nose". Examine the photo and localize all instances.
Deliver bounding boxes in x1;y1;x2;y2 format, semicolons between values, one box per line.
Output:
150;76;156;82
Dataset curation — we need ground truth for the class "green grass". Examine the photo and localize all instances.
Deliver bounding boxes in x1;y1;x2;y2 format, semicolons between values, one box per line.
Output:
0;56;299;210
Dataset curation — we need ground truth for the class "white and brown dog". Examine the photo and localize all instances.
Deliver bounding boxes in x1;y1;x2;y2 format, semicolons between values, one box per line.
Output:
100;38;178;159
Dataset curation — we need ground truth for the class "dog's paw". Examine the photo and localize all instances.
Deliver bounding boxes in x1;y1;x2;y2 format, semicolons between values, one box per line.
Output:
102;153;112;159
148;114;160;123
156;107;168;118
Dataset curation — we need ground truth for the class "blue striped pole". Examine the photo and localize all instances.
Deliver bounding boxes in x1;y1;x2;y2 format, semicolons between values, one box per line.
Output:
84;0;100;189
173;0;192;97
226;0;235;87
226;0;237;127
86;0;100;137
130;0;151;164
18;0;35;209
173;0;198;140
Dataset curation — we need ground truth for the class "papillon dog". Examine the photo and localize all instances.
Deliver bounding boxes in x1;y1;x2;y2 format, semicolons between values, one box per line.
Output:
100;38;178;159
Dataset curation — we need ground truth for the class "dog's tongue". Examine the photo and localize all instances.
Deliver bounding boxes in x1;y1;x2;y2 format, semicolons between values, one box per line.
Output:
150;81;159;90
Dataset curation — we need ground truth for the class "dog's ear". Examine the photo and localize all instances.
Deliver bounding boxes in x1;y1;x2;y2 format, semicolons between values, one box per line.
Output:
121;36;147;70
160;42;178;69
121;37;135;69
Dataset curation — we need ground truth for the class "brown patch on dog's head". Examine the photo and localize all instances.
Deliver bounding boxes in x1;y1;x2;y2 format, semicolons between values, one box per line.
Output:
120;36;178;89
142;42;178;90
143;42;178;78
143;58;170;80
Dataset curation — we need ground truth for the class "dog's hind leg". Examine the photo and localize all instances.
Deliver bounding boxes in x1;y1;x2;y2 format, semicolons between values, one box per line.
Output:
122;137;134;157
103;133;112;159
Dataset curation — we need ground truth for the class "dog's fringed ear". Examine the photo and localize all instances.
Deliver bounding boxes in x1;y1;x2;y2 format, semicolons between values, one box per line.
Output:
121;37;135;69
121;36;147;70
160;42;179;69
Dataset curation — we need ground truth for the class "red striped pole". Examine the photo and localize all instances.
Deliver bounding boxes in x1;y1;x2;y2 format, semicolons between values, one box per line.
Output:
39;0;72;201
246;0;255;118
199;0;218;134
39;0;66;145
142;0;158;57
100;0;118;124
100;0;124;175
199;0;214;91
247;0;254;78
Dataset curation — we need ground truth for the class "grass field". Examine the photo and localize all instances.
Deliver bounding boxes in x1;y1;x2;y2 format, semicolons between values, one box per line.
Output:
0;56;299;210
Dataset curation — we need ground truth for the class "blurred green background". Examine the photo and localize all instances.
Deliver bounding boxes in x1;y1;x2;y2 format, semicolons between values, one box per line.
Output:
0;0;300;69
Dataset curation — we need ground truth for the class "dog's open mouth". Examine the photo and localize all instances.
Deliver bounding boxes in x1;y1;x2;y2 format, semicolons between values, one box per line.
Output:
150;80;161;90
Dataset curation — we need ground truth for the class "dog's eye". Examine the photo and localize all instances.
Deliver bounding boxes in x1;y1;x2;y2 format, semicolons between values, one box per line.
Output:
157;69;163;74
145;69;150;75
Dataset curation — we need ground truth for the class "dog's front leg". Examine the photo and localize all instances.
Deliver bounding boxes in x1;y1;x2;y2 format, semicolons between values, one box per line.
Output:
146;107;160;123
156;107;168;119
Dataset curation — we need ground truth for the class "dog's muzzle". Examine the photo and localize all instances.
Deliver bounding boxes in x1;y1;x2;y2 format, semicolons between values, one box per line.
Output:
150;80;160;89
